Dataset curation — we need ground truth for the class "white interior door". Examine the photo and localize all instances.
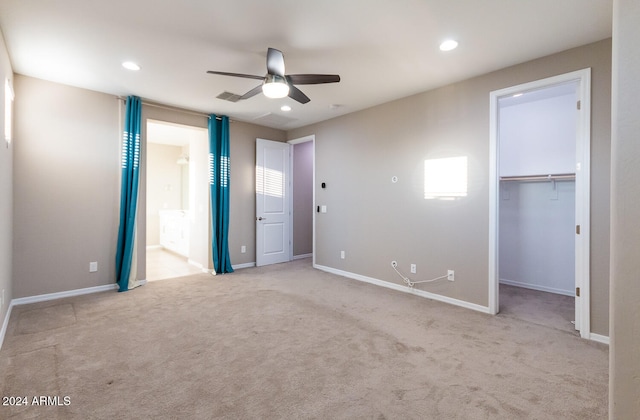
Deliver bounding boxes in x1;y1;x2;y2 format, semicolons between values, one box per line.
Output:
256;139;291;266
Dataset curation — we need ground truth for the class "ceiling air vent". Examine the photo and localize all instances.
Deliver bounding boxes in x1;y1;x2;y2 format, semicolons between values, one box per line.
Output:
216;91;243;103
252;112;298;126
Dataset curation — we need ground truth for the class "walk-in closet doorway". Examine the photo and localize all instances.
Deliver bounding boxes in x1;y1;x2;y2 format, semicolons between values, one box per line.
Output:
489;69;592;338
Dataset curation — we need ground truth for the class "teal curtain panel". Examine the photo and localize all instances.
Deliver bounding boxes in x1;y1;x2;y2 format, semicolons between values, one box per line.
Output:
115;96;142;291
208;115;234;274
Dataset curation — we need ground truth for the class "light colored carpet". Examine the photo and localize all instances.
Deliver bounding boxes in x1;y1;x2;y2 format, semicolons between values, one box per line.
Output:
499;284;576;334
0;259;608;419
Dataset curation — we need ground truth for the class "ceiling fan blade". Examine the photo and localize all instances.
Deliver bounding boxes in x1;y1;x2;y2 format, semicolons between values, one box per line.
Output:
286;74;340;85
239;84;263;100
207;70;264;80
266;48;285;76
288;85;310;104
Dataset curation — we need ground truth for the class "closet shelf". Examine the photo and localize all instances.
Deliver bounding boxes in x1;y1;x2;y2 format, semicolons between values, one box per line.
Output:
500;173;575;182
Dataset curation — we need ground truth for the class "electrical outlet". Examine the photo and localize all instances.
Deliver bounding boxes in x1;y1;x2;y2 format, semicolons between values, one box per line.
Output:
447;270;455;281
340;250;345;259
89;262;98;272
410;264;417;274
241;245;246;253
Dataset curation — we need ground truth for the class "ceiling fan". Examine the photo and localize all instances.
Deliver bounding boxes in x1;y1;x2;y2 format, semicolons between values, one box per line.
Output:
207;48;340;104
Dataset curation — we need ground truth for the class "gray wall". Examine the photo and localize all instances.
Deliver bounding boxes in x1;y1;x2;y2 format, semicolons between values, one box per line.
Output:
0;30;13;330
288;39;611;335
610;0;640;417
13;75;120;298
292;141;313;256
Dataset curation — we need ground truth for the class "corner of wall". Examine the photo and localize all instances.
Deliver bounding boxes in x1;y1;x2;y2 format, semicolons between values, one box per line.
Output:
0;27;14;348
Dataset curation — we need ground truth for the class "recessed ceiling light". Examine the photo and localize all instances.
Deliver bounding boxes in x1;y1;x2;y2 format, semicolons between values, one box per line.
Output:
439;40;458;52
122;61;141;71
281;105;291;112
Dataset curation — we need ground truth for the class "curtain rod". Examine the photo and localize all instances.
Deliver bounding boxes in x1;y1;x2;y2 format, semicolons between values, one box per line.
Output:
500;173;576;182
116;96;231;121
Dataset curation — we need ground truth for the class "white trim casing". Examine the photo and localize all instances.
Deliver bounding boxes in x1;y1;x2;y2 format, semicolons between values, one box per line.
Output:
488;94;499;315
575;69;592;339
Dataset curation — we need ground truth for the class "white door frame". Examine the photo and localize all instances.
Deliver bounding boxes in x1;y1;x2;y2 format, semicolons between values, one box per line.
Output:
488;68;591;338
287;135;316;266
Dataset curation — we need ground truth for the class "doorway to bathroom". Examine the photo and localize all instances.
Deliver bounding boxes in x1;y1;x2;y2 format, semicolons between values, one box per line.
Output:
145;120;209;281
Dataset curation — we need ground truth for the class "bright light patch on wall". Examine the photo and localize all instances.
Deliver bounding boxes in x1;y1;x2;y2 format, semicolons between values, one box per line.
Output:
4;79;14;146
424;156;468;200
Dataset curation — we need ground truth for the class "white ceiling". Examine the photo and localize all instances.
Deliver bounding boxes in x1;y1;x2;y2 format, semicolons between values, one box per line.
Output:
0;0;612;131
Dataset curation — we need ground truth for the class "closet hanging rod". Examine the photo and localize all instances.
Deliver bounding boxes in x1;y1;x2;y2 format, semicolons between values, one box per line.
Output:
500;173;576;182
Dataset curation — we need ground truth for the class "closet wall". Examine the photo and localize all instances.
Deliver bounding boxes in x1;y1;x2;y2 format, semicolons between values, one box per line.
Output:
499;83;578;296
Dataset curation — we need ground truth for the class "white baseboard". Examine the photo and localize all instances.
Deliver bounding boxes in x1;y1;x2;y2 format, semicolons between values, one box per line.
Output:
589;333;610;345
232;262;256;270
293;253;312;260
314;264;491;314
11;284;118;306
0;302;14;350
500;278;574;297
187;259;208;272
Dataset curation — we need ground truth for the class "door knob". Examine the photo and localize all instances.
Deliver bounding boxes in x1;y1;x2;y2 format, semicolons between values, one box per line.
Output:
257;217;267;221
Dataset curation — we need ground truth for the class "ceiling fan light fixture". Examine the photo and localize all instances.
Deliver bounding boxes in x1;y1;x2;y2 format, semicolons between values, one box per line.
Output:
262;74;290;98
